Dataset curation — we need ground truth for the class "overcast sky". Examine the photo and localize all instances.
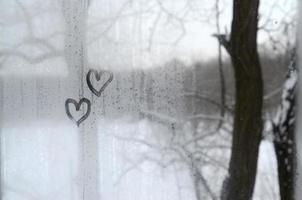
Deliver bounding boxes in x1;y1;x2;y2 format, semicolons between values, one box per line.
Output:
87;0;297;69
0;0;297;74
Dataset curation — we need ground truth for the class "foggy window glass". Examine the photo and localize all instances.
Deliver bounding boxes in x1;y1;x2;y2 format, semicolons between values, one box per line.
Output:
0;0;299;200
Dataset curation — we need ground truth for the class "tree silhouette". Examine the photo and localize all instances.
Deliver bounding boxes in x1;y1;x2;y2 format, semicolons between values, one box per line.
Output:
220;0;264;199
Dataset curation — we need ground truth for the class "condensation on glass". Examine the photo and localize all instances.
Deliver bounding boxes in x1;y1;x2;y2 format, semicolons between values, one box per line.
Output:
0;0;298;200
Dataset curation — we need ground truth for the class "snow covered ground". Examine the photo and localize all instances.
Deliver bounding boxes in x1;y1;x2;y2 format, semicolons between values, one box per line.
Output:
1;118;279;200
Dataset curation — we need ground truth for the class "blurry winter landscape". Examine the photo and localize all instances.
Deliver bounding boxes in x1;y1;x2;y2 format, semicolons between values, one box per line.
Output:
0;0;297;200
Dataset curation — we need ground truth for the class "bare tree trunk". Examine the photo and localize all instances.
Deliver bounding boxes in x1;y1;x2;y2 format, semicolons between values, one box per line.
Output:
221;0;263;200
274;125;296;200
215;0;226;130
272;60;297;200
296;3;302;199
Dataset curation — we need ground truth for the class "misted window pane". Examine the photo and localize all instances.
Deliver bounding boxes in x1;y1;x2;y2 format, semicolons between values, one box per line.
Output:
0;0;299;200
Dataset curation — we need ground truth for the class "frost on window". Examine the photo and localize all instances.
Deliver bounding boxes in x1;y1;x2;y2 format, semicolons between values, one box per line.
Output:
0;0;299;200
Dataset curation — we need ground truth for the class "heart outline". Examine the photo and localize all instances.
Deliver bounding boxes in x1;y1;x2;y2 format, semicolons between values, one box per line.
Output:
65;98;91;126
86;69;113;97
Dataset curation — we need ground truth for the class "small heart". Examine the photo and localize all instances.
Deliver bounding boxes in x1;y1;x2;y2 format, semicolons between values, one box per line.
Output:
86;69;113;97
65;98;91;126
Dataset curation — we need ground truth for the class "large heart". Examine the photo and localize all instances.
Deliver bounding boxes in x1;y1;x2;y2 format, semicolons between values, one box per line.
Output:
65;98;91;126
86;69;113;97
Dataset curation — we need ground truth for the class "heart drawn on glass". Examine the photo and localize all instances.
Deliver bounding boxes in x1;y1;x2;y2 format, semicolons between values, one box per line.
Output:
65;98;91;126
86;69;113;97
